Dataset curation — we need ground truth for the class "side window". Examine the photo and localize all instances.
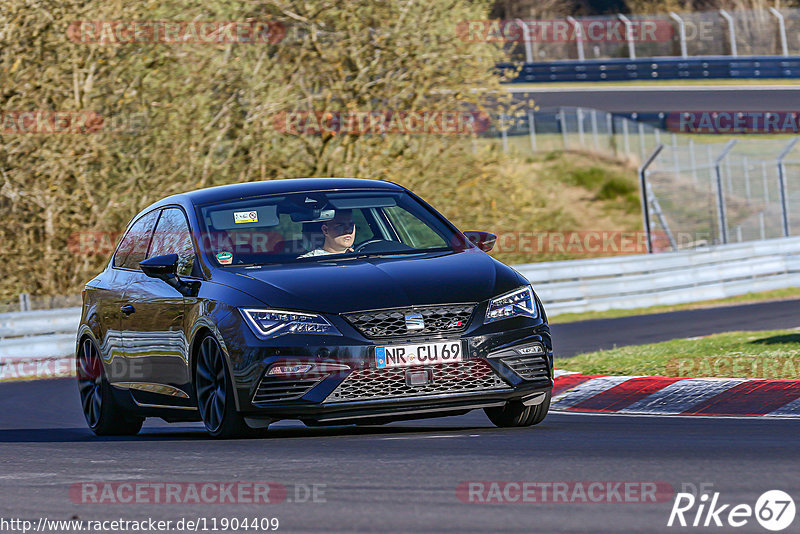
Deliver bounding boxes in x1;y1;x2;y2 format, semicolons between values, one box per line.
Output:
113;210;159;270
383;206;446;249
148;208;196;277
352;209;375;244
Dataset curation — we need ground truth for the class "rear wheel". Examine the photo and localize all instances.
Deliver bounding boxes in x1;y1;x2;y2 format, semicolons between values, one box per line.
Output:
484;392;551;428
76;338;143;436
195;335;254;438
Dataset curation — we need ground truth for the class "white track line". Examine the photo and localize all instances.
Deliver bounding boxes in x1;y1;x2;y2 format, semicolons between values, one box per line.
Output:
551;376;632;409
619;378;746;415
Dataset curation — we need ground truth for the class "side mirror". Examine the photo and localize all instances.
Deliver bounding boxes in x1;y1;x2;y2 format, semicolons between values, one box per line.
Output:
140;254;179;280
463;231;497;252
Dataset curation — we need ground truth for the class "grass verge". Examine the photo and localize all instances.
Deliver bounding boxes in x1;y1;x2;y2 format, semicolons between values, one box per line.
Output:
562;329;800;379
549;287;800;324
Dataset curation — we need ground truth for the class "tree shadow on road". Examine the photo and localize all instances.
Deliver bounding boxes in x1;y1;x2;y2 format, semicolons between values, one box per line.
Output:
748;333;800;345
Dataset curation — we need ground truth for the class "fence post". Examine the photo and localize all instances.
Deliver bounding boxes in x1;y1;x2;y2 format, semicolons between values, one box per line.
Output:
689;138;698;184
719;10;738;57
576;108;585;146
566;16;585;61
19;293;31;312
607;113;615;156
622;118;631;156
639;144;664;253
590;109;599;151
669;12;688;58
618;14;636;59
743;156;751;200
768;7;789;57
500;113;509;154
638;122;646;160
559;108;568;150
776;138;798;237
527;110;537;153
714;140;738;244
514;19;533;63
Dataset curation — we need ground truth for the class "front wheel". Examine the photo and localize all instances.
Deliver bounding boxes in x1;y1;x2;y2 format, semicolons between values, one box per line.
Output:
76;338;143;436
195;335;254;438
484;392;551;428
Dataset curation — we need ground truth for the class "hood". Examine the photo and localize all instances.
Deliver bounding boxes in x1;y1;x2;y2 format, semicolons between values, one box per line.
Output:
213;249;526;314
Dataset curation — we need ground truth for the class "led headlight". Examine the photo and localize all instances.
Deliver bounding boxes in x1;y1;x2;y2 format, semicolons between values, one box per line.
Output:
241;308;342;339
484;285;538;324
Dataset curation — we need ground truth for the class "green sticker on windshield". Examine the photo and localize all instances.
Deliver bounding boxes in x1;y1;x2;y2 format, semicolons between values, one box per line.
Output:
216;251;233;265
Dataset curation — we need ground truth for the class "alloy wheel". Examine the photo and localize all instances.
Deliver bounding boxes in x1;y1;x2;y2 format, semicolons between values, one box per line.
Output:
195;336;228;433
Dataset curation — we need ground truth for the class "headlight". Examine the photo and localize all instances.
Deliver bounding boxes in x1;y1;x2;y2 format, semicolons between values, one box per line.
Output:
484;285;538;324
240;308;342;339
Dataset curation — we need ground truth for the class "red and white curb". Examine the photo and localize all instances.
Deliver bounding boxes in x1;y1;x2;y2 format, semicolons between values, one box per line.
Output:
553;370;800;417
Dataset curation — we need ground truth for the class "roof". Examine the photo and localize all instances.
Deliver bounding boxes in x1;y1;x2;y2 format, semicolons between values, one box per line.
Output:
151;178;404;210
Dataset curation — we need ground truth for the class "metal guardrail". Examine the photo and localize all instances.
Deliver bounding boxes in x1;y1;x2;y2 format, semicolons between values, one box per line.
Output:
2;237;800;364
498;55;800;83
516;236;800;314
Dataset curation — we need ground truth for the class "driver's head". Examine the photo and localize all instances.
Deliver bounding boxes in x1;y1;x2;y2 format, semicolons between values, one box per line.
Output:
320;209;355;252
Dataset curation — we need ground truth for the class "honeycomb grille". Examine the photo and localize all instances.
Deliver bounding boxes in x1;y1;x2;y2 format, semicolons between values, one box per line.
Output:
324;359;509;403
344;304;476;339
252;373;327;406
501;354;550;381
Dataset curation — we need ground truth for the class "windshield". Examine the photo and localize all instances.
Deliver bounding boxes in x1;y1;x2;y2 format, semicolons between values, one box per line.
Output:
196;189;467;266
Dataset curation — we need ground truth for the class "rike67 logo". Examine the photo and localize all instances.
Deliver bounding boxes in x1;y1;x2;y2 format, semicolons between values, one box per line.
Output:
668;489;795;531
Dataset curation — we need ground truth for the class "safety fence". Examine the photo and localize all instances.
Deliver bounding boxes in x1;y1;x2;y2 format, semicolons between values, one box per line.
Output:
499;7;800;63
490;106;800;251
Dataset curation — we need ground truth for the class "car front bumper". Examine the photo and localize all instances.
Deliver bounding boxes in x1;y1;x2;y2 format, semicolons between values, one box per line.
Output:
223;318;554;424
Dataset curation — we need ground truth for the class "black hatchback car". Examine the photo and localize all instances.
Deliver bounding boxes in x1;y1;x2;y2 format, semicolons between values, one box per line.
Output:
77;178;553;437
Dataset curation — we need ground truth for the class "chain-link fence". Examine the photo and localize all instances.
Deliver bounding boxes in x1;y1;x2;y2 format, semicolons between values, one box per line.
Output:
489;106;800;252
503;7;799;62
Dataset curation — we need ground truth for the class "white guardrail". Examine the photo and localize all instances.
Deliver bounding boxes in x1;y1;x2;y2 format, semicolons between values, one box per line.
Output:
1;236;800;365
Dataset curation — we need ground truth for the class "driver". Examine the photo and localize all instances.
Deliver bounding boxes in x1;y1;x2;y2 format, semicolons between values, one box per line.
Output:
298;209;356;257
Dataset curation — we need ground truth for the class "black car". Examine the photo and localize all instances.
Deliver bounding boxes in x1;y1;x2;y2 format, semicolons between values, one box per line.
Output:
77;178;553;438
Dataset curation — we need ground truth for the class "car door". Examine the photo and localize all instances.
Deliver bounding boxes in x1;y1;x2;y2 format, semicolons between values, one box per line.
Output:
120;207;198;405
103;210;160;384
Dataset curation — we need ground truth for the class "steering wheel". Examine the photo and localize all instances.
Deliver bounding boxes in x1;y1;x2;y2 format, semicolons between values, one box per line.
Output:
353;239;385;252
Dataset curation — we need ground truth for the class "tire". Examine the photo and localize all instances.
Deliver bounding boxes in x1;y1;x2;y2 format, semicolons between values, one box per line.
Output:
76;337;144;436
484;392;551;428
195;334;254;438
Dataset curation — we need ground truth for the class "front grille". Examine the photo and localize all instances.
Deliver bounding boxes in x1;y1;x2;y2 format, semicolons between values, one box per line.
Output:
324;359;509;403
344;304;476;339
252;373;327;405
501;354;550;380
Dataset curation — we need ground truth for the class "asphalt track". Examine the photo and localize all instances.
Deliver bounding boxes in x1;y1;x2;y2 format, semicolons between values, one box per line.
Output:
2;301;799;533
509;85;800;113
552;298;800;358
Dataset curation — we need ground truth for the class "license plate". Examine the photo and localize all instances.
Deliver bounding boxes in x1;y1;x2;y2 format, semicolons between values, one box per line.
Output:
375;341;463;369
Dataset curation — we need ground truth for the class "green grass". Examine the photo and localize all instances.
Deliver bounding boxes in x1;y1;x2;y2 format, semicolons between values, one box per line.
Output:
549;287;800;324
562;329;800;379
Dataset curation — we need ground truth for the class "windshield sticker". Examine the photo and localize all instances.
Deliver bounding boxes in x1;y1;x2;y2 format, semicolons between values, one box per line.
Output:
216;251;233;265
234;210;258;224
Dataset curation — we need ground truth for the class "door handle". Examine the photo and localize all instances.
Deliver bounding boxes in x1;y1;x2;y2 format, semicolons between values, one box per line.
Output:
120;304;136;316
